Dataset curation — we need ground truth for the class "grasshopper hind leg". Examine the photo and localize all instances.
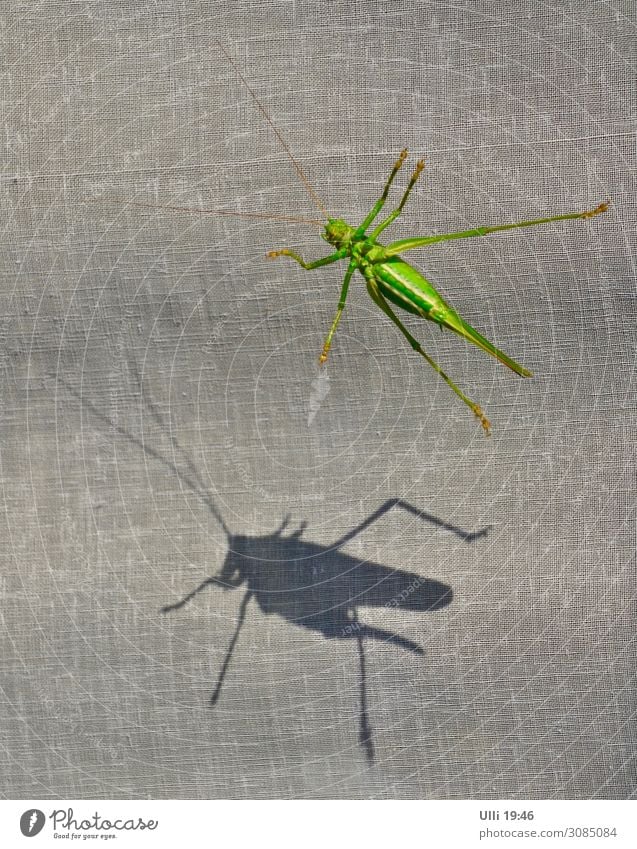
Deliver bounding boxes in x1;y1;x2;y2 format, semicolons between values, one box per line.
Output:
364;271;491;434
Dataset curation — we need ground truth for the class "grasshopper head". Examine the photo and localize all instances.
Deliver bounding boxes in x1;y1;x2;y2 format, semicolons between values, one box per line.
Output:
323;218;354;249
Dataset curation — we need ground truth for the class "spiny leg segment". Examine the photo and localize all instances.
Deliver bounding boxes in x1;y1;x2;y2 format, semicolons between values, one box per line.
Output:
384;202;609;256
365;273;492;435
319;260;356;365
369;158;425;239
356;148;409;234
265;247;352;364
266;247;347;267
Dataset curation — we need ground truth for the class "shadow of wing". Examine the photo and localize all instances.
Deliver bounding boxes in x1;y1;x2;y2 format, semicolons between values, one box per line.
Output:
237;538;452;645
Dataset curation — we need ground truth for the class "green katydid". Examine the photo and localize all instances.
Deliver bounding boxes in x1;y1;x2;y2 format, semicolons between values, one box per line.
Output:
266;163;607;434
102;44;609;434
231;44;608;434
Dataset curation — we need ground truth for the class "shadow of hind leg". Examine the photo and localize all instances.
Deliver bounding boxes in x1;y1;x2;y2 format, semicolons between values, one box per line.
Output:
356;629;375;762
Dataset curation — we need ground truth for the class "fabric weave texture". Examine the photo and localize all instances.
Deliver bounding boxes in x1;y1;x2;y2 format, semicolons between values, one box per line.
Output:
1;0;634;799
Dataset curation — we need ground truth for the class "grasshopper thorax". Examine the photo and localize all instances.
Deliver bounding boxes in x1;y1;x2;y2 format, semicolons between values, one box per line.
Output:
323;218;356;249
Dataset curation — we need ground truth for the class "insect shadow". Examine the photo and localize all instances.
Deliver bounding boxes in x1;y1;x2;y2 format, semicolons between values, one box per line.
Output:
57;371;489;761
162;498;489;760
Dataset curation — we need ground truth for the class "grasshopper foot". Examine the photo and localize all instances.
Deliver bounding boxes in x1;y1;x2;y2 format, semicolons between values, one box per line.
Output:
473;405;491;436
582;201;609;219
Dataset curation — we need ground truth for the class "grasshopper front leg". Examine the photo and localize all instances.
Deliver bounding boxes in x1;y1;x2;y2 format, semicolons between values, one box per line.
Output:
355;148;409;235
266;247;347;268
266;247;352;363
368;158;425;239
319;261;356;364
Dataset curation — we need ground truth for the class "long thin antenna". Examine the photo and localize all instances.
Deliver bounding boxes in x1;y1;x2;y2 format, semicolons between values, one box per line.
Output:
53;374;233;540
84;196;323;227
217;40;329;219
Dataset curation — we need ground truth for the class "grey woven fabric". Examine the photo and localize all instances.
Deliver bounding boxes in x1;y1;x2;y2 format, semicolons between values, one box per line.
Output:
1;1;635;799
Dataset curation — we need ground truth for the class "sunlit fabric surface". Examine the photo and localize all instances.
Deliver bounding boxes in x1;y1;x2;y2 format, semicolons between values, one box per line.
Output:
1;0;634;799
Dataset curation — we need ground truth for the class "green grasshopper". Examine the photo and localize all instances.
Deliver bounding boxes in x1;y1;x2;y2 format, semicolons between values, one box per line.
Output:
114;44;609;434
225;44;609;434
267;165;607;435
